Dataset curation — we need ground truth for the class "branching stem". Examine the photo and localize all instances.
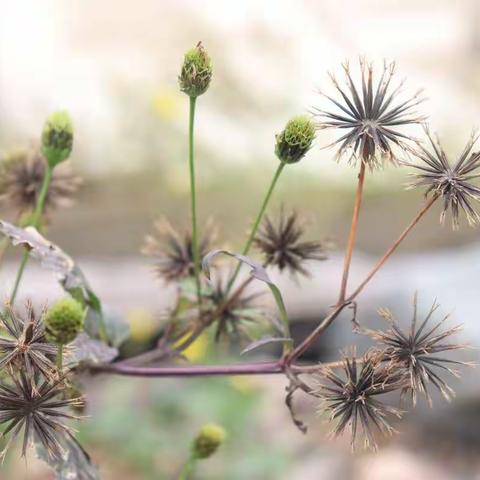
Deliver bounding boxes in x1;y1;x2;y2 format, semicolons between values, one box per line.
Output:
286;194;439;362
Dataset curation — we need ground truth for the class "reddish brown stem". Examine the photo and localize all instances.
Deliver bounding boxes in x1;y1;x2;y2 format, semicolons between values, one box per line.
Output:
118;276;255;367
337;160;367;304
345;194;438;302
287;194;439;363
94;361;283;377
92;359;345;378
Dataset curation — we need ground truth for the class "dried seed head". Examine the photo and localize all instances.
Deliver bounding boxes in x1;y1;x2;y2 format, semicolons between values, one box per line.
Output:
315;349;405;449
41;111;74;168
314;58;425;169
0;147;81;216
205;278;264;344
179;42;213;97
192;423;226;459
0;370;84;460
0;301;57;379
254;209;327;276
275;116;316;164
406;127;480;229
369;294;466;406
142;219;214;283
45;298;85;345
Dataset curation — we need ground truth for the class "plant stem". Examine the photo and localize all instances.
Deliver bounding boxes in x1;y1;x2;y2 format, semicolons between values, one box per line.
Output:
337;160;366;304
0;237;9;267
345;194;438;301
285;302;348;363
188;96;202;304
56;344;64;371
10;165;53;304
118;276;256;367
92;359;345;378
178;456;195;480
94;360;284;377
226;162;285;292
286;194;439;363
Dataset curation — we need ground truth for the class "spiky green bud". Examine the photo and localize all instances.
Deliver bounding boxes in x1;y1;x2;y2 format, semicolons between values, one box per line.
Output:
191;424;226;459
179;42;212;98
41;111;74;168
275;115;316;164
45;298;84;345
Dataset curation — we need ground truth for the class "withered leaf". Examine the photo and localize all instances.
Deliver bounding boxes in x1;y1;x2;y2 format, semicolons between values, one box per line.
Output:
202;249;292;346
0;220;107;342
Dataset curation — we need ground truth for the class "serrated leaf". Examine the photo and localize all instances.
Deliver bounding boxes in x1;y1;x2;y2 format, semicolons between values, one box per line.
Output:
0;220;108;343
202;249;292;352
68;332;118;367
36;436;99;480
241;335;293;355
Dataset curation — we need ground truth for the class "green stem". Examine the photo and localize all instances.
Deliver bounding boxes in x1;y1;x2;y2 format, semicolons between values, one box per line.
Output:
178;456;196;480
10;165;53;304
226;162;285;292
188;96;201;303
56;343;64;371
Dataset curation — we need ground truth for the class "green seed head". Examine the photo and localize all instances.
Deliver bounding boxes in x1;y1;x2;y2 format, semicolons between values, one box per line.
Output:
45;298;84;345
41;111;74;168
178;42;212;98
275;115;316;164
191;423;226;459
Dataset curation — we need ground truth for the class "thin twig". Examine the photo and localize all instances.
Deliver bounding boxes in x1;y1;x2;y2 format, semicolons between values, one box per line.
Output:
345;194;438;301
286;194;439;363
337;160;367;304
118;276;256;366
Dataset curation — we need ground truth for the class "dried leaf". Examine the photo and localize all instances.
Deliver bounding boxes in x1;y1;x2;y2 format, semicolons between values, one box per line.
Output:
68;333;118;367
202;249;292;349
85;305;129;349
0;220;108;342
241;335;293;356
36;436;99;480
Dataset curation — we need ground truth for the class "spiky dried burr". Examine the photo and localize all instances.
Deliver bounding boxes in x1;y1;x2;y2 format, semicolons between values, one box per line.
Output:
369;294;466;406
0;148;81;216
254;209;327;276
315;350;405;449
406;127;480;229
0;370;83;460
314;59;425;168
0;301;57;379
142;219;214;283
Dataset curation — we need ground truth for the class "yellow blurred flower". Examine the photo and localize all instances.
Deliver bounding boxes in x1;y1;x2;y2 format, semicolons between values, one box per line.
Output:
174;333;209;362
230;376;260;394
152;87;182;121
127;308;158;343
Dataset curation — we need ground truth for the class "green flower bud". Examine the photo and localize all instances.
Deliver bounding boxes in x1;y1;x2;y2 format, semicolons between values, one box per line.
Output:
275;115;316;164
41;111;74;168
179;42;212;98
45;298;84;345
191;423;226;459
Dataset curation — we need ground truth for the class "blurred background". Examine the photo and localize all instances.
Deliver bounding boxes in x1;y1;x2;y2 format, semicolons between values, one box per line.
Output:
1;0;480;478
